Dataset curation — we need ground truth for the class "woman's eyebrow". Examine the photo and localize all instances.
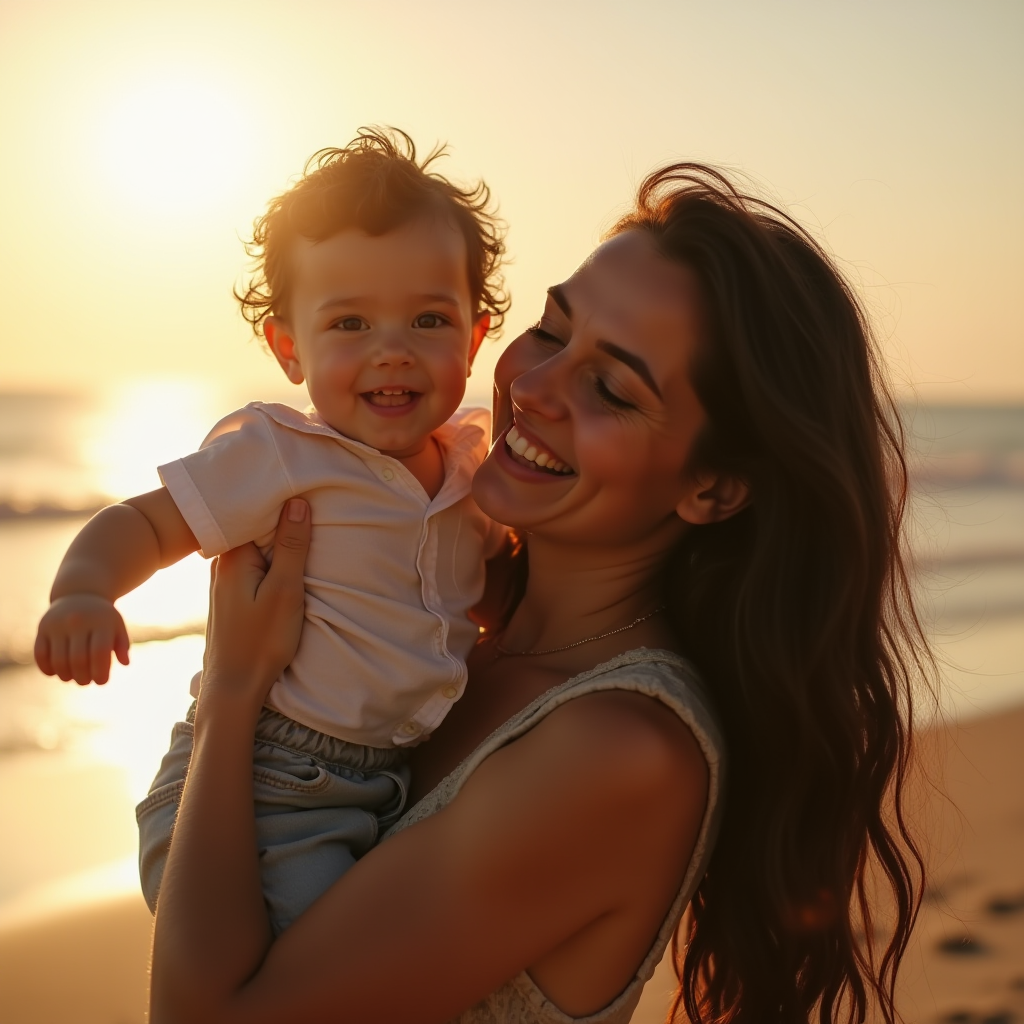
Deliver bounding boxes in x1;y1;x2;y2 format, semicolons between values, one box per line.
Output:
547;285;572;318
596;340;662;399
548;284;661;399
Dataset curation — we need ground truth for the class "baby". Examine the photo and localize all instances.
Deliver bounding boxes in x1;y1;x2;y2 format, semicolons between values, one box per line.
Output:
34;128;509;933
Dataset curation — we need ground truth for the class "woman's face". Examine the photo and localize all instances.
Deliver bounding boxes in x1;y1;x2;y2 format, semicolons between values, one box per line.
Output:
472;229;711;549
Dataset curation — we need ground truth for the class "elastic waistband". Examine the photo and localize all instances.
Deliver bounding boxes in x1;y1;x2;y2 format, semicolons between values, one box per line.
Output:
185;702;405;773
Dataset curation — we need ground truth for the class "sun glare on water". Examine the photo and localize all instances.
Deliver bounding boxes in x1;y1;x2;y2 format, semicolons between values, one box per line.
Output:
95;74;249;216
79;377;222;642
83;377;222;500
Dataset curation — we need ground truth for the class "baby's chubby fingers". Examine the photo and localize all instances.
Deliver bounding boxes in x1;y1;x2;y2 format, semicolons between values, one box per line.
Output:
50;634;72;682
35;595;128;685
113;618;130;667
90;629;116;685
69;630;93;685
34;630;54;677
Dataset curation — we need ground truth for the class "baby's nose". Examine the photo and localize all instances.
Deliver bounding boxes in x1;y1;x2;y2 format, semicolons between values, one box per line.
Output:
372;331;416;364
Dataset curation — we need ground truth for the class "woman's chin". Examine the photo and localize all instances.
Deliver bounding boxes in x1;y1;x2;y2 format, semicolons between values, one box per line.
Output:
470;453;557;531
470;460;521;527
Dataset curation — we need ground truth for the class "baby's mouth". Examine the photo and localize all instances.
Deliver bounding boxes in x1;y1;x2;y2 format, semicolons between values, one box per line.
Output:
505;425;574;475
364;388;419;408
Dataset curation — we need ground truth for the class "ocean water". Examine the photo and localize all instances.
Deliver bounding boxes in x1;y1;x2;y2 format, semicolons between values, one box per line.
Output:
0;386;1022;913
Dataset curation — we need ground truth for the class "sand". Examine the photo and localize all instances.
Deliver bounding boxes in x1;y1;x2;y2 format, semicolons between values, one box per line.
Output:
632;704;1024;1024
0;891;152;1024
893;704;1024;1023
1;703;1022;1024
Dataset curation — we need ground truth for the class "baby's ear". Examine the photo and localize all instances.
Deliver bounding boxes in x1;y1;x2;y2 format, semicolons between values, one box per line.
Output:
264;318;304;385
467;314;490;374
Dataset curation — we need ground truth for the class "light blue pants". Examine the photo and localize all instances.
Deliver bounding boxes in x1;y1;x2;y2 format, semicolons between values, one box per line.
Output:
136;702;409;934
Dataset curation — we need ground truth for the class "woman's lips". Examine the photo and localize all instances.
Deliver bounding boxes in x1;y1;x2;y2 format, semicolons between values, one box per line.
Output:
503;423;574;476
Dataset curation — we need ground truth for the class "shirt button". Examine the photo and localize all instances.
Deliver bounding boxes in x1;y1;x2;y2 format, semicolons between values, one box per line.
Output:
400;722;419;736
435;626;443;640
442;685;459;699
382;467;395;481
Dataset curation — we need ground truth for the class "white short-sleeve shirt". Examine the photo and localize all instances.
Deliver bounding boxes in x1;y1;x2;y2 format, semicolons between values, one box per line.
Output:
159;402;506;748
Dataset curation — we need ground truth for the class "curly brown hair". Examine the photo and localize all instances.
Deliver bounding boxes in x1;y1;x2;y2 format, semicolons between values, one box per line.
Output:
235;127;509;340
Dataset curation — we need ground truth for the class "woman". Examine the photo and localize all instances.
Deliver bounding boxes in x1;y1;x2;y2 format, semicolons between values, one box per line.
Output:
150;164;927;1024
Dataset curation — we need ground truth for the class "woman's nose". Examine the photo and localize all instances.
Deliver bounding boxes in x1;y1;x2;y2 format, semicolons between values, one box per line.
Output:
509;350;568;421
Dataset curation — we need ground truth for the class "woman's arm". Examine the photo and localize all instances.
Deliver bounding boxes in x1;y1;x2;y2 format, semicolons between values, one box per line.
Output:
151;499;311;1014
151;501;708;1024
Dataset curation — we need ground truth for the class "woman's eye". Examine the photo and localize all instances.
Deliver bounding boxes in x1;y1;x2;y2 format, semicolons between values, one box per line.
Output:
336;316;368;331
527;322;565;347
593;376;634;411
414;312;447;329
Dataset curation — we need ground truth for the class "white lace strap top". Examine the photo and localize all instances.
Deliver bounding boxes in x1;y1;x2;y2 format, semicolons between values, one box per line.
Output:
382;648;726;1024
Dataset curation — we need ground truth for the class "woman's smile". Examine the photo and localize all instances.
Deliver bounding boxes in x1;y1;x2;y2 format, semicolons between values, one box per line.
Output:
494;425;577;484
504;423;574;475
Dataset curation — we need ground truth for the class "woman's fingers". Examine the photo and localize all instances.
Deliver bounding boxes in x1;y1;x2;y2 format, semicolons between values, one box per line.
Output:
250;499;310;680
197;499;311;705
261;499;310;602
216;538;271;596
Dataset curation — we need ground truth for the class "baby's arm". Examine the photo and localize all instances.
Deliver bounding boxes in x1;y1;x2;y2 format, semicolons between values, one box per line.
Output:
35;488;199;685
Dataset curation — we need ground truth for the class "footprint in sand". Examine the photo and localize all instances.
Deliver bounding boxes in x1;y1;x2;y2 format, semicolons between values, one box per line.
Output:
937;934;990;956
986;893;1024;917
940;1013;1016;1023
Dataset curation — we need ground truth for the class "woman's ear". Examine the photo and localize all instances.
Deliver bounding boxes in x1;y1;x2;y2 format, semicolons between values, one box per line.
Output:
675;471;750;525
264;317;305;385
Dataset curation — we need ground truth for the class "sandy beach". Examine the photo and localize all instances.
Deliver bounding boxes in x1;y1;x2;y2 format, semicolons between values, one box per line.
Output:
0;700;1020;1024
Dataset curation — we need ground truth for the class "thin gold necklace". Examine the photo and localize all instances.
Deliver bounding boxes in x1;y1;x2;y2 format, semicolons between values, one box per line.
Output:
493;606;667;657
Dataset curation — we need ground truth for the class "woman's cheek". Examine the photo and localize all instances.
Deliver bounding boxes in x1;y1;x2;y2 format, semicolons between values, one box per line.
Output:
581;427;675;513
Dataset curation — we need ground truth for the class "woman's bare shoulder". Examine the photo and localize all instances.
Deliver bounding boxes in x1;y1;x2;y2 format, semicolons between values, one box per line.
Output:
456;686;710;854
537;688;709;806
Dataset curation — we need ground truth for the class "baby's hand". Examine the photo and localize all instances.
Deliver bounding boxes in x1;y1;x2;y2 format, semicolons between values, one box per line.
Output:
34;595;131;685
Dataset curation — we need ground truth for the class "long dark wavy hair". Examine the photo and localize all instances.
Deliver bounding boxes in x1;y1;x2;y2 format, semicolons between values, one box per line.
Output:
606;165;931;1023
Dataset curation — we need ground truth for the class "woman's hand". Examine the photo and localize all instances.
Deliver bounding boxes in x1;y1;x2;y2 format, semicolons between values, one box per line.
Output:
200;498;311;709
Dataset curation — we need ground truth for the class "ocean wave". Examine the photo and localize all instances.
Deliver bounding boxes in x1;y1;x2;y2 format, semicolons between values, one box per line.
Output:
910;455;1024;489
915;549;1024;571
0;501;107;521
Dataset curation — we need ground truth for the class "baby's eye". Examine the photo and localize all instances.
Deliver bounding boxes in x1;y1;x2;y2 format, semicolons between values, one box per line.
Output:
414;312;448;329
336;316;369;331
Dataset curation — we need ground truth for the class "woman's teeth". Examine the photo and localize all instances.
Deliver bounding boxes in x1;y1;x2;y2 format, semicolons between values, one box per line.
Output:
367;389;415;407
506;425;572;474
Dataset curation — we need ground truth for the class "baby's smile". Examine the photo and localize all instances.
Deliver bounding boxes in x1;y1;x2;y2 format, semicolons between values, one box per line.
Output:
364;388;419;408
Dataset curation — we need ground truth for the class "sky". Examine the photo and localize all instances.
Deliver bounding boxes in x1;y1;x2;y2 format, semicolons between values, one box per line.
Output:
0;0;1021;407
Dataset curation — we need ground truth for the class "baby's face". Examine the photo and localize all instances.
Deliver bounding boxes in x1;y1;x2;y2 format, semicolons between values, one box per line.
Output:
266;217;485;458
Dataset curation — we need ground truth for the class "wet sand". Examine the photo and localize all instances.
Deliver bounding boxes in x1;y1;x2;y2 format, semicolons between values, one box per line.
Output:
2;703;1023;1024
